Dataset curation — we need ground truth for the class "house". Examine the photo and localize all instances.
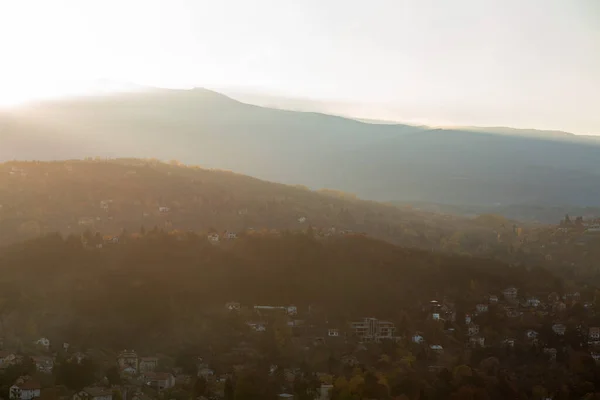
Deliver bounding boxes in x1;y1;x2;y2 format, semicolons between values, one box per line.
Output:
524;297;541;308
552;323;567;336
465;314;472;325
142;372;175;390
488;295;499;304
412;333;424;344
78;217;95;227
139;357;158;373
525;330;539;340
35;337;50;351
543;347;557;361
247;322;267;332
469;336;485;348
350;318;396;342
117;350;138;372
553;302;567;312
298;217;307;223
31;356;54;374
431;312;441;320
287;306;298;316
63;343;70;352
316;384;333;400
565;292;581;302
467;323;480;336
591;353;600;364
503;338;515;347
278;394;294;400
340;355;359;367
429;345;444;354
503;287;518;301
10;377;41;400
589;327;600;341
73;387;113;400
226;302;241;311
224;231;237;240
328;329;340;337
198;367;215;379
548;292;560;303
475;304;489;314
0;352;19;368
207;233;220;243
158;206;170;213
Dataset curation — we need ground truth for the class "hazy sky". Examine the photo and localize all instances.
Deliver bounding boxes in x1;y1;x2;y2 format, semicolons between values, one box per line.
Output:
1;0;599;134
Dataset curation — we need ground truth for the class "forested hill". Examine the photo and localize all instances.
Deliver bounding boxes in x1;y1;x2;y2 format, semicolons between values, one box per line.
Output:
0;231;559;350
0;159;483;250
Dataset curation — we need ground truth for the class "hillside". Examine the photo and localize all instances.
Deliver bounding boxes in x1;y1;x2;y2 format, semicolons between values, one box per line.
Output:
2;88;599;219
0;159;479;249
0;230;560;350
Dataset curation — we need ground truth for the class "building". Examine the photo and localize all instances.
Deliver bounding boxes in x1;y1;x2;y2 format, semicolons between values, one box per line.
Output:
142;372;175;390
226;302;241;311
139;357;159;373
525;330;539;340
158;206;170;213
350;318;396;342
117;350;139;373
475;304;489;314
328;329;340;337
73;387;113;400
552;323;567;336
34;337;50;350
590;327;600;341
208;233;220;243
524;297;541;308
224;231;237;240
469;336;485;348
488;295;499;304
467;323;480;336
31;356;54;374
503;287;518;300
10;378;41;400
412;333;424;344
543;348;558;361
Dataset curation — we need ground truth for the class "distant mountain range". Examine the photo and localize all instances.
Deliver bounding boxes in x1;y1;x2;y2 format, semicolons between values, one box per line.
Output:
2;87;599;221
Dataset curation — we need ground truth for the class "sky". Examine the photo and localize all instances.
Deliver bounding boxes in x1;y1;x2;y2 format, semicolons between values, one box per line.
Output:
0;0;599;134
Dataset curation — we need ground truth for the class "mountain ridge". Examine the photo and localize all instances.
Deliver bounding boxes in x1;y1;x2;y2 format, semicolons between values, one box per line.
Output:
2;87;599;215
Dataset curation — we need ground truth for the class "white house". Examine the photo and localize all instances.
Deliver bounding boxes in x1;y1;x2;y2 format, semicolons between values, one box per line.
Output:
465;314;472;324
10;378;41;400
158;206;170;213
328;329;340;337
226;302;241;311
503;338;515;347
208;233;220;243
429;345;444;353
525;330;539;340
298;217;307;224
224;231;238;240
469;336;485;348
589;327;600;341
412;333;424;344
286;305;298;316
143;372;175;390
475;304;489;314
524;297;541;308
488;295;499;304
35;337;50;350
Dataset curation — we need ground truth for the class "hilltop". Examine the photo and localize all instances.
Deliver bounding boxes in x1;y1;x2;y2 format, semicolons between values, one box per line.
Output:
2;87;599;220
0;158;476;249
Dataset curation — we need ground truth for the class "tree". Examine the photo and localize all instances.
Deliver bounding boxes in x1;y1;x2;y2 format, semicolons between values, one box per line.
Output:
106;366;122;386
193;377;208;399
